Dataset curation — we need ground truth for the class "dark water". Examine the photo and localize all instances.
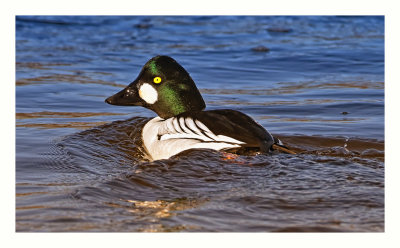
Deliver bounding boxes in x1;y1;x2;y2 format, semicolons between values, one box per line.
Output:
16;16;384;232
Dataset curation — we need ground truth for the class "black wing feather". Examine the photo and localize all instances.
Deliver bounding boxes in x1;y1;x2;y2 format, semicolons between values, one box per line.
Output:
179;109;274;152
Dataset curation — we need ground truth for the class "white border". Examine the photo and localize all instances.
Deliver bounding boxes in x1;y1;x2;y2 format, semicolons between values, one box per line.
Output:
3;1;399;248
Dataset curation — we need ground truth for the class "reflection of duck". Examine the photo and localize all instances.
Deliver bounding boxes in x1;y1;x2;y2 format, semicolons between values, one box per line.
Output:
106;56;294;160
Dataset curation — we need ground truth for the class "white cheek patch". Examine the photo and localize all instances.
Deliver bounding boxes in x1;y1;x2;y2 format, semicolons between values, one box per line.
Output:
139;83;158;104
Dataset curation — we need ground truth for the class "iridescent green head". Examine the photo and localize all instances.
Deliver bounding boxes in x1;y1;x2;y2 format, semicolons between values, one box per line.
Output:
105;56;206;119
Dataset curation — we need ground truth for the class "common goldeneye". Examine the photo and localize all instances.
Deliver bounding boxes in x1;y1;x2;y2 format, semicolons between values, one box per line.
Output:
105;55;294;160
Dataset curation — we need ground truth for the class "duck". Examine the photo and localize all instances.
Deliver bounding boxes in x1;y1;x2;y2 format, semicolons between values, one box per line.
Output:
105;55;294;160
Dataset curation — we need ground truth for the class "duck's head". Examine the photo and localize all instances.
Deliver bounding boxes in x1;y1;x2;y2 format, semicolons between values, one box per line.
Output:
105;55;206;119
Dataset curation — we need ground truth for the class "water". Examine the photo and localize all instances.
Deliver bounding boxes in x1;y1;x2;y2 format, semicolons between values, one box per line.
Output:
16;16;384;232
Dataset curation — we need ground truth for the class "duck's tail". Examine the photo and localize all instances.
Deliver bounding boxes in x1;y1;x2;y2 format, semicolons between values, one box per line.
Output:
272;143;296;154
271;137;296;154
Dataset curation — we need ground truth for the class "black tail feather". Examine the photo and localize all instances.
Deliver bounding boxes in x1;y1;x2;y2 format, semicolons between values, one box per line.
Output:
271;137;296;154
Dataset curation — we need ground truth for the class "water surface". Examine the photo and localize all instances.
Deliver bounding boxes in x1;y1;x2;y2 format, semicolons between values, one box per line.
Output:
16;16;384;232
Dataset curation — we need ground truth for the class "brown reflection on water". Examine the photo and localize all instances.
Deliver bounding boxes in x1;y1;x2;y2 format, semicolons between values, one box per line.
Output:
207;99;379;107
16;111;125;119
16;121;109;130
259;115;366;123
16;73;125;87
16;111;129;130
16;62;72;70
16;205;47;210
16;191;49;197
201;81;384;96
16;182;75;187
275;81;384;90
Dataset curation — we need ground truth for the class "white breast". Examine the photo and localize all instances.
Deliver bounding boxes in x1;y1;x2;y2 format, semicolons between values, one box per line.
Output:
142;116;245;160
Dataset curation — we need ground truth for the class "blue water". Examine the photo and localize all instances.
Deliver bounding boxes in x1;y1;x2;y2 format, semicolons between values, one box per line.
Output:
16;16;384;232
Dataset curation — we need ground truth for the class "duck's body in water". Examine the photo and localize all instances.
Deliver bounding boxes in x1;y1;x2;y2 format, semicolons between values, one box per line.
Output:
106;55;293;160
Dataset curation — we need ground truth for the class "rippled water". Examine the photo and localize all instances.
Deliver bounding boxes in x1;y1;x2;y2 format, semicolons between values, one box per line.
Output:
16;16;384;232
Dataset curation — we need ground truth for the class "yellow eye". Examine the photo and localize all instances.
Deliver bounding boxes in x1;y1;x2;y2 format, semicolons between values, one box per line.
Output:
153;76;162;84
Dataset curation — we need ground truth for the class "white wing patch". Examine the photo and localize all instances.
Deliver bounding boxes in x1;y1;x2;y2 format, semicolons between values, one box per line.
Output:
160;117;244;144
142;116;245;160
